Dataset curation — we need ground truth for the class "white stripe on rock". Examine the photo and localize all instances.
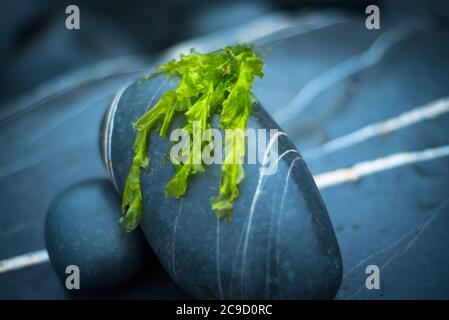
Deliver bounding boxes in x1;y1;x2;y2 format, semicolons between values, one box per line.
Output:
275;22;426;124
304;97;449;160
314;145;449;190
0;249;49;273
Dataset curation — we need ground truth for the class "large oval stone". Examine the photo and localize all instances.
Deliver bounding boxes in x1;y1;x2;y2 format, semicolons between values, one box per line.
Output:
104;75;342;299
45;178;150;290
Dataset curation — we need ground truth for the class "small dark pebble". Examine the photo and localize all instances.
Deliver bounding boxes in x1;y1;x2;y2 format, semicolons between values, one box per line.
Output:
45;178;150;290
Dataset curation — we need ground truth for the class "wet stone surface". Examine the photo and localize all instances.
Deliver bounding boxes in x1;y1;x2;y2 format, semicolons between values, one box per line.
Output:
108;76;342;299
45;179;150;290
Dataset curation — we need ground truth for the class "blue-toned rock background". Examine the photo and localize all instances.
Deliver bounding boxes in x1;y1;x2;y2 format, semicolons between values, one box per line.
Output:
1;0;449;299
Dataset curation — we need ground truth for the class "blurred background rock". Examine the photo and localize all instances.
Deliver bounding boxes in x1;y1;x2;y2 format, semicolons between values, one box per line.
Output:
2;0;449;106
0;0;366;105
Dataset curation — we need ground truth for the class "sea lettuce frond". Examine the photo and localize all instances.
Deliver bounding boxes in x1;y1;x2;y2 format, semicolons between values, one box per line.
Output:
121;44;264;231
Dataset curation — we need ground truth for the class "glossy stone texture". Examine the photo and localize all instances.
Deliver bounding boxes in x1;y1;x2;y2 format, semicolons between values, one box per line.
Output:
45;178;150;290
105;75;342;299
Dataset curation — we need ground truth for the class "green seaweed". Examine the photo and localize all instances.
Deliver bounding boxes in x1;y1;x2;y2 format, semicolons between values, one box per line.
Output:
121;44;264;231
